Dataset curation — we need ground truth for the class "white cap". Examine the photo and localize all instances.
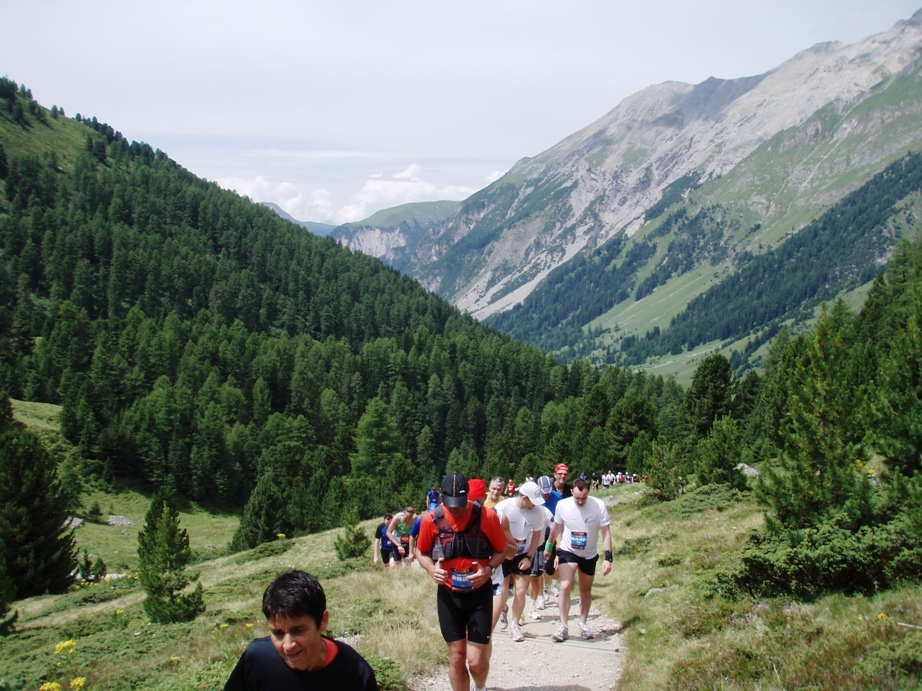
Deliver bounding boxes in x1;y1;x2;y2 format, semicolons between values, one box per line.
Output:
518;481;546;505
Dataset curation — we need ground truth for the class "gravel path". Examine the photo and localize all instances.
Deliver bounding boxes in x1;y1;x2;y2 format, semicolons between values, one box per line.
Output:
409;590;624;691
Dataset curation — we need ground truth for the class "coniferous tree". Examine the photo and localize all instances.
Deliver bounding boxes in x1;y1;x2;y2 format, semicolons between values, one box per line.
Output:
755;306;872;532
333;510;371;561
695;415;747;490
0;546;18;635
0;429;76;599
681;353;734;438
229;471;290;552
137;491;204;623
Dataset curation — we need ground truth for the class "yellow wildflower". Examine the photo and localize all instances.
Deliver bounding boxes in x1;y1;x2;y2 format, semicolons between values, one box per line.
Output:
170;656;180;664
245;623;253;629
70;678;87;690
277;533;286;540
878;612;887;620
54;640;76;655
39;683;62;691
219;623;228;630
115;609;124;616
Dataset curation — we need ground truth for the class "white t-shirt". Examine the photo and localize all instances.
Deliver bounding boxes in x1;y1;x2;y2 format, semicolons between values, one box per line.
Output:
554;495;611;559
495;498;547;555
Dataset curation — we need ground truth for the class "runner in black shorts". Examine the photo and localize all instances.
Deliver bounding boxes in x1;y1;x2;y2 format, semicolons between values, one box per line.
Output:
556;549;599;576
436;583;493;644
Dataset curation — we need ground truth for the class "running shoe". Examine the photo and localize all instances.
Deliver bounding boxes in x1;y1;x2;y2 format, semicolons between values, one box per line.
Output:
551;584;560;597
499;606;508;631
518;615;525;626
579;622;594;639
510;622;524;642
529;608;541;621
535;595;546;610
551;624;568;642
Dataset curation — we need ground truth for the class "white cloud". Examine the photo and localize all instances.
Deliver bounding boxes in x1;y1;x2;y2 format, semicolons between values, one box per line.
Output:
486;170;506;184
218;164;477;226
334;165;474;224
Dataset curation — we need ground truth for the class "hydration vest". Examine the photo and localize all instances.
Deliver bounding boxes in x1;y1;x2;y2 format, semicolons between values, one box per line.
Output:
430;504;495;562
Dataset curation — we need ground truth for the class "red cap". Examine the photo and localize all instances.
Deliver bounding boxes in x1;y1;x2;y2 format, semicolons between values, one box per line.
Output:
468;478;486;501
555;463;570;473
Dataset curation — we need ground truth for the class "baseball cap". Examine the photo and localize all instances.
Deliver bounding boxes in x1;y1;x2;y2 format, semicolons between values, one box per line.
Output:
441;472;469;508
555;463;570;474
468;478;486;502
518;481;546;505
537;475;553;495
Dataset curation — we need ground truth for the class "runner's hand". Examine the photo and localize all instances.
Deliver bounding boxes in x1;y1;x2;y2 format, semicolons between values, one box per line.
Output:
602;560;612;576
468;561;491;589
431;558;448;585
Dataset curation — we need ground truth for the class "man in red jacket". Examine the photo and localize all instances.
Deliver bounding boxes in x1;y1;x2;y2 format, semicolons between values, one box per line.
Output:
415;472;508;691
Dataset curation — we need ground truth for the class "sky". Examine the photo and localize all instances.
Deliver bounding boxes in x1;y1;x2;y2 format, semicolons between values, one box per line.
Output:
3;1;921;225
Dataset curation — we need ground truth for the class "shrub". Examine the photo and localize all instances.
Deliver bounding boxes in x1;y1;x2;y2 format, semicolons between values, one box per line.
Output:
732;516;922;600
334;512;371;561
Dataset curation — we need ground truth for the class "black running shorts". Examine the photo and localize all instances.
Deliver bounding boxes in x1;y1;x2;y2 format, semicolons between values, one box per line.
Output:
502;553;531;578
436;583;493;644
556;549;599;576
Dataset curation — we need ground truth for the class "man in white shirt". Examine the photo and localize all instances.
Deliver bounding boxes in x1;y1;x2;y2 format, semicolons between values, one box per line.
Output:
543;478;612;642
494;481;547;642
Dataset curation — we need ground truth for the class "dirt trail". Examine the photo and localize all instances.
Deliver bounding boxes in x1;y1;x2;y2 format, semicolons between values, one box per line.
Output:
409;590;624;691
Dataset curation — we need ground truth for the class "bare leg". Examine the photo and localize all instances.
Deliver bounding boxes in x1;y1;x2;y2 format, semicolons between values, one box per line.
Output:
511;574;528;623
491;575;510;630
467;640;491;689
577;570;595;623
446;639;469;691
557;562;579;626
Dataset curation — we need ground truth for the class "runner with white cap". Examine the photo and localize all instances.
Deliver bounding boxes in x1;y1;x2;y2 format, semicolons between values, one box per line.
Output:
493;481;547;643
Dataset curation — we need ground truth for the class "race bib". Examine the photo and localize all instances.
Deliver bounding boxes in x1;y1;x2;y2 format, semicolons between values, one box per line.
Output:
515;539;527;554
451;567;473;589
571;531;588;550
400;534;410;544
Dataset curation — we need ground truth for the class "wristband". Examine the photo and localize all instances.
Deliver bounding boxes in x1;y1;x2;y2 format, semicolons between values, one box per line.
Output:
604;550;613;562
545;540;554;552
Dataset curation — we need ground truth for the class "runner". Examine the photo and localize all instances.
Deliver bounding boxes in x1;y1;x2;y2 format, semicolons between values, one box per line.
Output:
386;507;416;567
484;477;504;509
504;478;517;498
552;463;572;500
414;472;508;691
427;486;441;511
543;478;612;642
373;514;395;570
526;475;555;618
494;481;547;642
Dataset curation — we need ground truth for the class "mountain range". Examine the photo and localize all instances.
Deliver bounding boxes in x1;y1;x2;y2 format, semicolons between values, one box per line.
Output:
321;9;922;377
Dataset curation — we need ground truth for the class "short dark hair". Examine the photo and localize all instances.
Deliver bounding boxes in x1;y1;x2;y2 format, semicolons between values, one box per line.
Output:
262;570;326;626
573;478;590;492
383;513;393;522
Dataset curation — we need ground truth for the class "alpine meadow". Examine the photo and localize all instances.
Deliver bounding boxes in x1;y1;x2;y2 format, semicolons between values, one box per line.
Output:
1;56;922;691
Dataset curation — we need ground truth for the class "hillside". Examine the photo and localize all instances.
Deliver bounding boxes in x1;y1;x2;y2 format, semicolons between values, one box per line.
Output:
0;77;686;537
328;10;922;378
331;200;460;269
